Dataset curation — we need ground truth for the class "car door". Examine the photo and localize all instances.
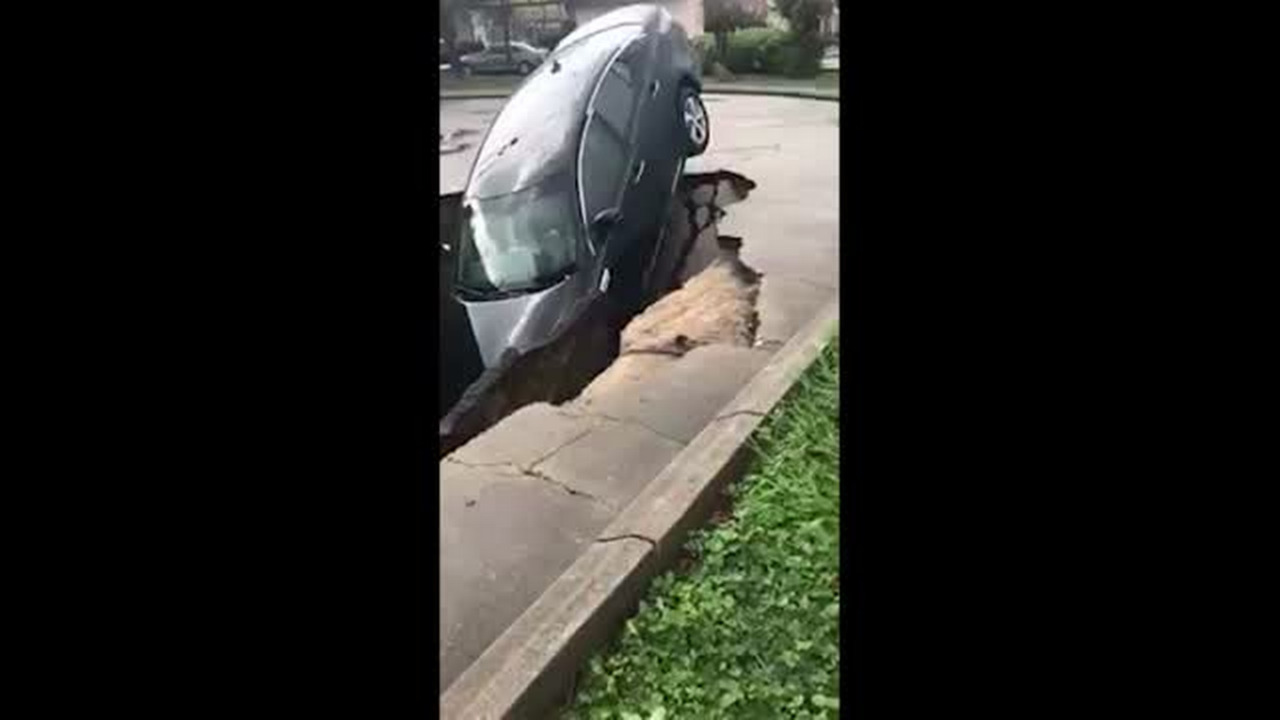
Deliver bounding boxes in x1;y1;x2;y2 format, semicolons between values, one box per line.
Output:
629;31;683;281
588;38;652;307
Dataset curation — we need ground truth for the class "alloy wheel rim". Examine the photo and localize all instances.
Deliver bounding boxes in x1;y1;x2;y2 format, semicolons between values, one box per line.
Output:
684;96;707;147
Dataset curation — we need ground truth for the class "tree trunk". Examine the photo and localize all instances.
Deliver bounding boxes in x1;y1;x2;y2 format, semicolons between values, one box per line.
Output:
502;1;512;63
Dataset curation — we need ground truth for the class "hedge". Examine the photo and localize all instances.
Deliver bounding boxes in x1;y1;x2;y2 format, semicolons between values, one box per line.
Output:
696;28;823;78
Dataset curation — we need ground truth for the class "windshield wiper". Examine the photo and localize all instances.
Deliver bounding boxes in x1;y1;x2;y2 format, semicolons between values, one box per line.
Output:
454;281;536;301
453;282;503;300
503;264;578;293
454;264;577;301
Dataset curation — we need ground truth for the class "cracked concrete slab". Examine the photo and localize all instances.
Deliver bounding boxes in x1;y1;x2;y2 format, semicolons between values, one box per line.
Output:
533;419;686;511
449;403;600;470
440;460;618;692
754;274;837;348
569;344;773;444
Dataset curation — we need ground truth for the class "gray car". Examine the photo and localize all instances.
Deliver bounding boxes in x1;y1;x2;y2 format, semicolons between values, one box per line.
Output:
446;3;709;373
457;41;548;76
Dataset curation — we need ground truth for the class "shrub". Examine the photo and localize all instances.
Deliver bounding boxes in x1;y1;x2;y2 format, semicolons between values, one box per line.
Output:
777;33;824;77
693;33;718;71
695;27;825;78
723;26;785;74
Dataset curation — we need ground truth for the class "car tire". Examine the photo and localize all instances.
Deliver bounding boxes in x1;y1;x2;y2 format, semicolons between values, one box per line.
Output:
517;61;533;75
678;85;710;157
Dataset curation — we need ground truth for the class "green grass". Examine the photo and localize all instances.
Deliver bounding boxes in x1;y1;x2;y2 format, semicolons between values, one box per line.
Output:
563;337;841;720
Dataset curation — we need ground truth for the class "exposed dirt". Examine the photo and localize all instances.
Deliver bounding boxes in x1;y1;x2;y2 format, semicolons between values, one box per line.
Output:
580;249;761;402
621;247;760;356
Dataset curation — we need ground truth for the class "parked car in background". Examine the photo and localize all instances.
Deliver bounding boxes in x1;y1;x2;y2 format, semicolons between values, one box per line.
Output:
446;3;709;371
457;41;549;76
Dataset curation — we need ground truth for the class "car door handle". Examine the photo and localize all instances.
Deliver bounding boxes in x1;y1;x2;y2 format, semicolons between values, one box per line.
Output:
631;160;646;185
650;80;661;99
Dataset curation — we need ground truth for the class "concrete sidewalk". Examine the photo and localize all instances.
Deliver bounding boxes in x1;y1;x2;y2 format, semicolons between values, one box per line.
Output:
440;342;774;691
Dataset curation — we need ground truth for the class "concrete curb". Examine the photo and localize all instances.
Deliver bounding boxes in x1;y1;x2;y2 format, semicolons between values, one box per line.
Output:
440;299;840;719
440;87;839;102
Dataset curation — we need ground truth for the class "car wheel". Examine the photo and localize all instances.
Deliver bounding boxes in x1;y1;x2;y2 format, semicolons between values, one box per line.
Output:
678;86;710;157
517;61;533;75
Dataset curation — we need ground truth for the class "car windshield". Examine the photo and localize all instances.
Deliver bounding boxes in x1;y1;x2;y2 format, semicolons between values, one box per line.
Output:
455;174;583;299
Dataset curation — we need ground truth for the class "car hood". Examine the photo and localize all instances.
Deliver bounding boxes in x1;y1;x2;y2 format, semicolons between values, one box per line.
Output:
458;269;596;369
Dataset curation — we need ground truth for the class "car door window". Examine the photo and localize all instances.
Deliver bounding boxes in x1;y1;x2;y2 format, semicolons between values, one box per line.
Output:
579;120;627;224
592;52;638;138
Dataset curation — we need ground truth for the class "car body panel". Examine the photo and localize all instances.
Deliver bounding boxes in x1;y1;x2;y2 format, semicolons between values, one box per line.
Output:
458;268;599;368
445;5;709;416
467;25;642;200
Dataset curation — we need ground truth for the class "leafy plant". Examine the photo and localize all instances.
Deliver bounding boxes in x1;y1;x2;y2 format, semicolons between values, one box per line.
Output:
705;0;768;62
771;0;832;76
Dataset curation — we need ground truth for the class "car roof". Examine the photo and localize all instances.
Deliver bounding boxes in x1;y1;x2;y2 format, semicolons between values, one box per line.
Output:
555;4;661;52
467;23;644;200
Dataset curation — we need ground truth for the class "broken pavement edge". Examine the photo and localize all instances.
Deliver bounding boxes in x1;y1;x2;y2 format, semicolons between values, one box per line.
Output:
439;298;840;720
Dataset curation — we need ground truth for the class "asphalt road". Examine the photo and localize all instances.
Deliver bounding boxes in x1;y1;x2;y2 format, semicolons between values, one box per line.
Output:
439;93;840;348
